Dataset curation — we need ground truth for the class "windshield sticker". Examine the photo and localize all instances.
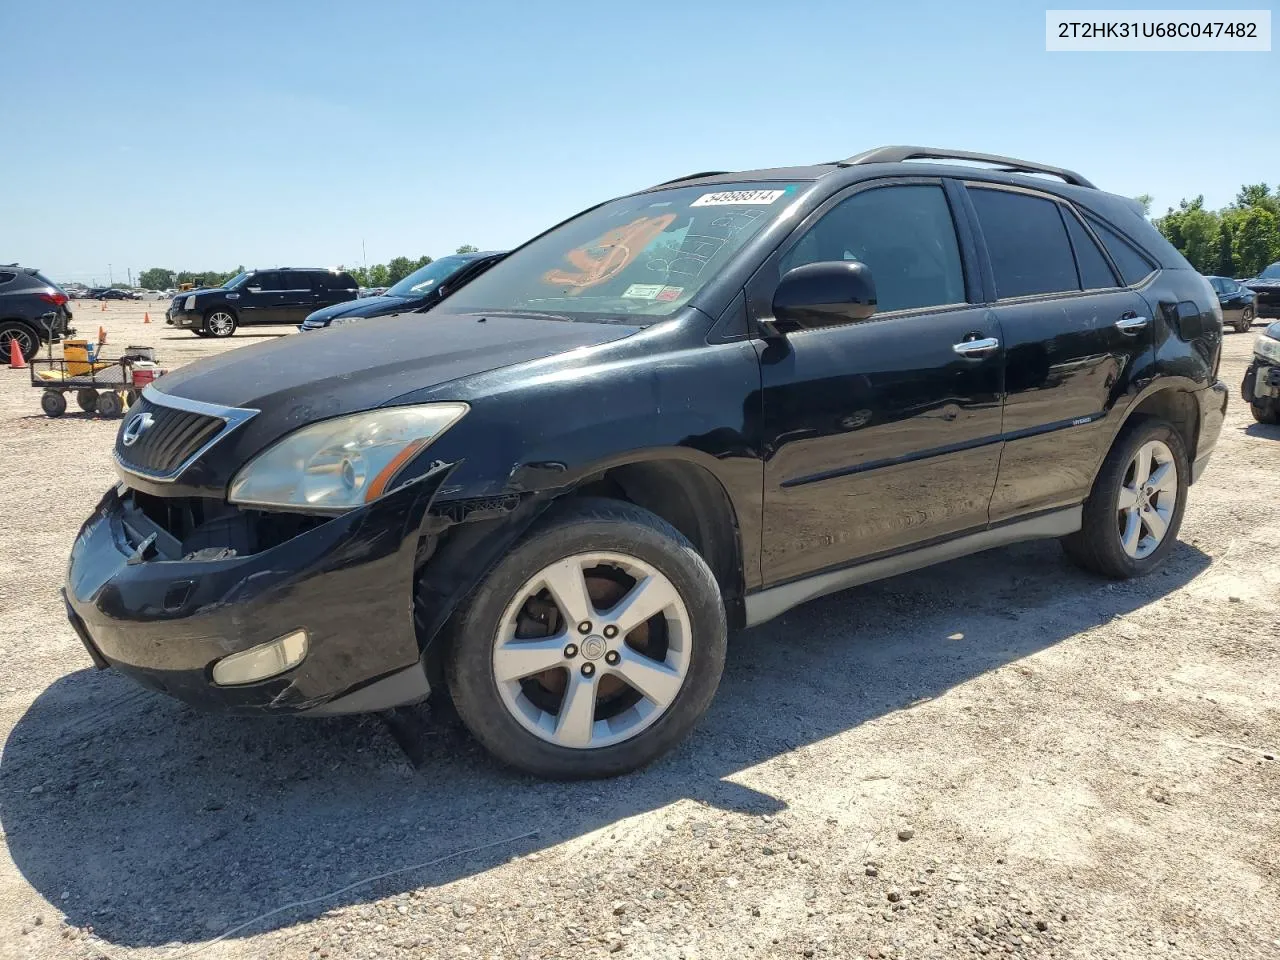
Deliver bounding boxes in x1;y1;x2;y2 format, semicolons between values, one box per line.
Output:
656;285;683;302
691;189;786;207
543;214;677;290
622;283;664;299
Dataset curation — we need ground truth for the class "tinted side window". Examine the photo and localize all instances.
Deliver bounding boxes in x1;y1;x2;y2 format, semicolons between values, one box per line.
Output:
781;184;965;313
1086;217;1156;285
1062;210;1118;290
969;188;1078;299
335;272;356;289
0;272;15;285
282;271;313;291
250;272;283;291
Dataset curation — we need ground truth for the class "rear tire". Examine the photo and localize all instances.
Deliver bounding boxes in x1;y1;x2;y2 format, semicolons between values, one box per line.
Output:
0;322;39;363
1235;307;1254;333
1251;400;1280;424
1061;416;1188;579
444;497;726;779
76;389;98;413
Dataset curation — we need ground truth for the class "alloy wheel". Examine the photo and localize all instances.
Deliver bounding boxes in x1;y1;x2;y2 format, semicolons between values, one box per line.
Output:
1;328;34;361
492;551;691;749
1116;439;1178;559
207;312;235;336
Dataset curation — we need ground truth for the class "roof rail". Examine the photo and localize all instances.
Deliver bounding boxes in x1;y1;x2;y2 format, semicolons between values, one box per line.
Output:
653;171;732;187
836;146;1096;189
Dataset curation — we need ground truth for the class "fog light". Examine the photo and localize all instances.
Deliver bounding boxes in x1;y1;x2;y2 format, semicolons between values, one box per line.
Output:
211;630;308;686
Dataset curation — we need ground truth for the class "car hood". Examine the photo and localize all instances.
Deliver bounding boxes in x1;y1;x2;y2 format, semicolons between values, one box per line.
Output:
305;294;412;324
153;311;642;425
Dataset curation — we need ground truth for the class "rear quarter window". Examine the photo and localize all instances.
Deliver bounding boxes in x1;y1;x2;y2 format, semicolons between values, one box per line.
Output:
1086;217;1157;286
0;272;15;285
1062;210;1118;290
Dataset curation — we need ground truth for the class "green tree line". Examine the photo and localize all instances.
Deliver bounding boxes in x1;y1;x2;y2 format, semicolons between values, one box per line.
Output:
1153;184;1280;278
137;245;480;291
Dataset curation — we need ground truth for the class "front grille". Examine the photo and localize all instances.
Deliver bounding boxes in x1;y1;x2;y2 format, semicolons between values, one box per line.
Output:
115;395;229;478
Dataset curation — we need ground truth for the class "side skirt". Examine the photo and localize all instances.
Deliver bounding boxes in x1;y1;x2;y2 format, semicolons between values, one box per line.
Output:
743;507;1082;627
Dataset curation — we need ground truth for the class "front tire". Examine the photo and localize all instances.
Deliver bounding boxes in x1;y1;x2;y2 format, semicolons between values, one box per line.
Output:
41;390;67;417
76;388;98;413
1061;417;1188;579
96;390;123;418
1235;307;1254;334
444;498;727;779
203;310;237;338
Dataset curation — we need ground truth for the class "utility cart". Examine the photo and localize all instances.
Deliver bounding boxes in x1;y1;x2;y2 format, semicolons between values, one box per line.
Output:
30;340;164;418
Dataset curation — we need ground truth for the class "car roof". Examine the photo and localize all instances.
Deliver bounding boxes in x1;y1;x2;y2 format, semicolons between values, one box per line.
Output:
639;145;1121;208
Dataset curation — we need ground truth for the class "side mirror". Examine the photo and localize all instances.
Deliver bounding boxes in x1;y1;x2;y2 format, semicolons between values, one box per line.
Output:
769;260;877;334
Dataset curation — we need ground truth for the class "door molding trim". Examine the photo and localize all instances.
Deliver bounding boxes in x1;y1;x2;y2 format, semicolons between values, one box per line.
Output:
744;506;1082;627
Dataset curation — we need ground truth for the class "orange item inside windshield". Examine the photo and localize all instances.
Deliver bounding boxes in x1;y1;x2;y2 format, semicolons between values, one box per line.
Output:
543;214;677;290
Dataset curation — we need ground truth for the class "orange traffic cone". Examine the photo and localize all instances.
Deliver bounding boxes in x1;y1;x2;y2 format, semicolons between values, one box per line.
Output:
144;312;151;324
7;336;26;369
98;326;107;345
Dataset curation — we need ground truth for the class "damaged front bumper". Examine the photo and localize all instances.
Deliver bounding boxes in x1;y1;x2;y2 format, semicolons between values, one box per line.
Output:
63;473;451;716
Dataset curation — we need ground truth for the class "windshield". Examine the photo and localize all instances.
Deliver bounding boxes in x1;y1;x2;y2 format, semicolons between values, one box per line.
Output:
1259;262;1280;279
386;255;475;298
436;182;804;321
220;272;251;289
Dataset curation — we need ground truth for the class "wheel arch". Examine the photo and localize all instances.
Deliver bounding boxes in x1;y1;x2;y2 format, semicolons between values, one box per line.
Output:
1106;381;1201;479
565;456;747;628
203;304;239;322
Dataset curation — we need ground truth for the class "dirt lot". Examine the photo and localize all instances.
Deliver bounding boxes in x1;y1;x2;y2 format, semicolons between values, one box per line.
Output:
1;301;1277;960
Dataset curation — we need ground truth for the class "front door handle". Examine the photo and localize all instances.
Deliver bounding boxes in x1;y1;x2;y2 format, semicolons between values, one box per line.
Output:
1115;316;1149;334
952;336;1000;357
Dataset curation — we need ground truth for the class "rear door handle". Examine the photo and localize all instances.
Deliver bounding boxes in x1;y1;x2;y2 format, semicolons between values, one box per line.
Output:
952;336;1000;357
1115;316;1149;334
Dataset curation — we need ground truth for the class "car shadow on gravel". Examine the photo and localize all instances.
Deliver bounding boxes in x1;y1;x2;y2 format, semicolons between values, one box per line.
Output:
1;538;1210;948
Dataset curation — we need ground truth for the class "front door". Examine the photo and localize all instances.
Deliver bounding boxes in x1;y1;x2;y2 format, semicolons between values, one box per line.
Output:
752;181;1004;586
238;270;287;325
964;185;1156;521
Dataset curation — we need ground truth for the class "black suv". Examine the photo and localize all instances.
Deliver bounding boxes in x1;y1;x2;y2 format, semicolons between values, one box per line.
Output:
166;268;358;337
66;147;1228;779
1243;261;1280;320
0;265;75;363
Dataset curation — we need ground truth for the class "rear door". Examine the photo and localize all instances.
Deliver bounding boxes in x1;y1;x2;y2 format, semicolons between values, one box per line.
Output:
277;270;320;324
238;271;286;324
753;179;1005;585
966;184;1155;521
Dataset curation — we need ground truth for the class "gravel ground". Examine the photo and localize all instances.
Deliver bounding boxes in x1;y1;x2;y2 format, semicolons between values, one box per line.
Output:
1;302;1277;960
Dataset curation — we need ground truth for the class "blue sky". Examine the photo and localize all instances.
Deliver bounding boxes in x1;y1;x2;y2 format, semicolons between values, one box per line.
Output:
2;0;1276;284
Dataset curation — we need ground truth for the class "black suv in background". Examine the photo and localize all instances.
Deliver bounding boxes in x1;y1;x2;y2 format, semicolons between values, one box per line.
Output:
1243;261;1280;320
0;265;75;363
67;147;1228;779
300;251;506;331
167;268;358;337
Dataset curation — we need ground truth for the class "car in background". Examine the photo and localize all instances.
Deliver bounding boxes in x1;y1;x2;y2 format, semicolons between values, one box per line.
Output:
1243;261;1280;320
1205;275;1256;332
166;268;359;337
300;251;506;332
1242;320;1280;424
0;265;76;363
86;288;135;301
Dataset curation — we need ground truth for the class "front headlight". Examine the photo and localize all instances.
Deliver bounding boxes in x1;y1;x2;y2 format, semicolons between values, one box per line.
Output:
184;295;196;310
329;315;359;326
1255;335;1280;364
228;403;468;512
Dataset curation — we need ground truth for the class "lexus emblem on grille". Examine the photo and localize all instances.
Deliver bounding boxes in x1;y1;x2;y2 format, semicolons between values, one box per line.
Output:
121;412;155;447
